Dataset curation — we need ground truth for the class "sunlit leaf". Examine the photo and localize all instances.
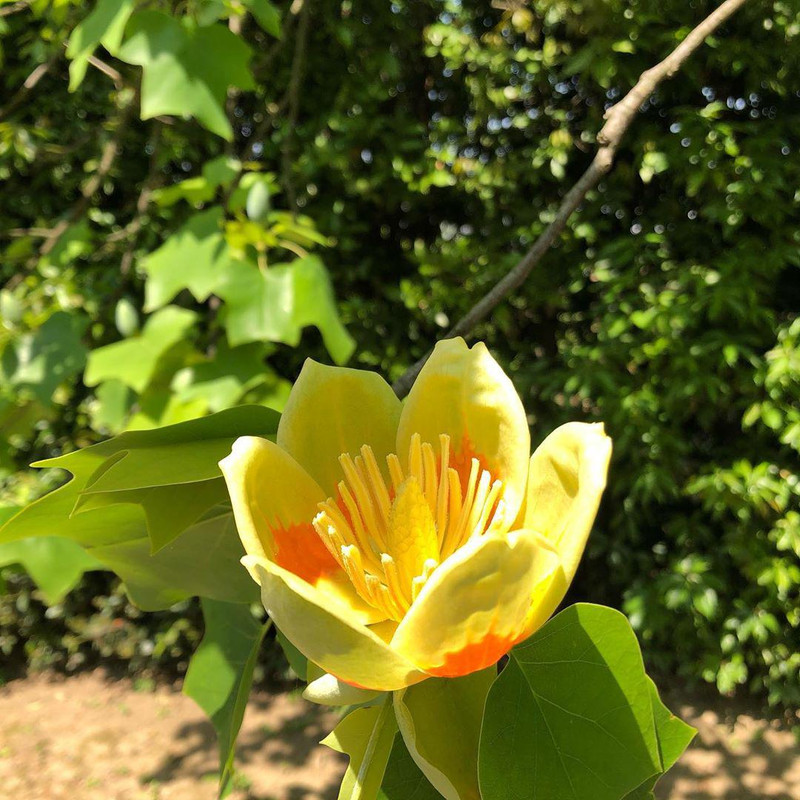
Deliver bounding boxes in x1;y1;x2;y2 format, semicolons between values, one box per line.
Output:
0;532;101;605
184;598;269;798
218;255;356;364
243;0;281;37
395;670;492;800
151;156;240;208
479;604;693;800
66;0;136;90
141;207;237;311
116;12;255;139
0;408;279;608
322;699;398;800
0;312;88;404
84;306;197;393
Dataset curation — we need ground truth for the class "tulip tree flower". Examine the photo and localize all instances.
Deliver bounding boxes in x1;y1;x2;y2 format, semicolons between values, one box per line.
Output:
220;338;612;695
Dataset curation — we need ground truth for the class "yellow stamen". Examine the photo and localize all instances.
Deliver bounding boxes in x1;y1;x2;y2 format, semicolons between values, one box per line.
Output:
312;434;507;621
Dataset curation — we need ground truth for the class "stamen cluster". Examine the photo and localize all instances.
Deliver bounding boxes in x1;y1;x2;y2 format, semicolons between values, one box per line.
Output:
312;433;507;621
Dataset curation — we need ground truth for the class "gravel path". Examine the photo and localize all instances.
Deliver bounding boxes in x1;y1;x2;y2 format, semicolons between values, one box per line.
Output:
0;670;796;799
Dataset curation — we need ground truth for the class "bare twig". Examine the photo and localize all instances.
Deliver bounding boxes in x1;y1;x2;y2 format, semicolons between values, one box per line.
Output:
220;7;298;210
119;122;164;276
0;0;32;17
37;99;137;259
391;0;750;398
0;52;60;123
86;54;124;89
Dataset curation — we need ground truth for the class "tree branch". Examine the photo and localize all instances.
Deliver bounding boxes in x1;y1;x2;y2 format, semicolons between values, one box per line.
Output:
391;0;750;399
119;121;164;276
0;51;60;124
37;99;137;259
0;0;33;17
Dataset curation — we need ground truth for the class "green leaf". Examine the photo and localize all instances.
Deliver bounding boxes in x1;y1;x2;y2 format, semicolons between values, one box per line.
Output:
116;12;255;140
394;670;493;800
648;677;696;775
84;306;197;393
620;678;696;799
151;156;240;208
218;255;356;364
142;207;237;311
276;627;308;681
0;311;88;404
322;698;398;800
184;599;269;798
0;535;102;604
378;734;442;800
93;507;257;610
80;439;242;492
66;0;136;90
170;342;274;413
0;407;279;609
75;477;231;553
243;0;282;37
89;379;134;434
479;604;690;800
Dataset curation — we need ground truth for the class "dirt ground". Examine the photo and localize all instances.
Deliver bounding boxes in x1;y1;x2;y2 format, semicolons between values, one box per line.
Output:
0;670;797;800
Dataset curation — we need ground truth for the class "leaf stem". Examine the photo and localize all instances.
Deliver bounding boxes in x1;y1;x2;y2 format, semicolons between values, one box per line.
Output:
351;693;393;800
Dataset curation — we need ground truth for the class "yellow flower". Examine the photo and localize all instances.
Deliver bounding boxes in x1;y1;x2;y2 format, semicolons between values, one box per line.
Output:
220;338;611;692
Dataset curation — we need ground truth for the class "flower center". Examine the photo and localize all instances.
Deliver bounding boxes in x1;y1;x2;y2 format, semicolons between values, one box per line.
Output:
312;433;507;621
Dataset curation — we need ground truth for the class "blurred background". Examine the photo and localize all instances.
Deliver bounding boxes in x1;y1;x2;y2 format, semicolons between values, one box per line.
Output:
0;0;798;797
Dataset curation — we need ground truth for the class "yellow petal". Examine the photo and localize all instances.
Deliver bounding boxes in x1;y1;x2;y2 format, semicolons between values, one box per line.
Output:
391;529;561;676
246;555;428;692
277;359;402;496
220;436;382;624
523;422;612;585
396;338;530;528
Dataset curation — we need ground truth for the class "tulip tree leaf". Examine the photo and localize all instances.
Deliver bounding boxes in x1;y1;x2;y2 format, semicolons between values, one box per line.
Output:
90;507;256;610
243;0;281;37
394;670;493;800
479;604;694;800
322;698;398;800
66;0;136;90
217;255;356;365
80;439;246;493
184;598;269;798
0;407;279;609
0;534;102;605
170;342;275;413
142;207;238;311
151;156;240;208
74;477;230;553
84;306;198;393
0;311;88;404
379;734;442;800
621;679;697;800
115;11;255;139
276;627;308;681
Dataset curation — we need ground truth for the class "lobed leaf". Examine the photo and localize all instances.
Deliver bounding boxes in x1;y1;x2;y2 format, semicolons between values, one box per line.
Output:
184;599;269;798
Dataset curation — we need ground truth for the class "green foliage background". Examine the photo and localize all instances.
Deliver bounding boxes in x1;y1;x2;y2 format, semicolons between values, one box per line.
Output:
0;0;798;712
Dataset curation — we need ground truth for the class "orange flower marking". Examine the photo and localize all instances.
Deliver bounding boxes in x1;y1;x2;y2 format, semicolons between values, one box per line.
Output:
449;433;493;492
427;630;520;678
271;521;341;585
